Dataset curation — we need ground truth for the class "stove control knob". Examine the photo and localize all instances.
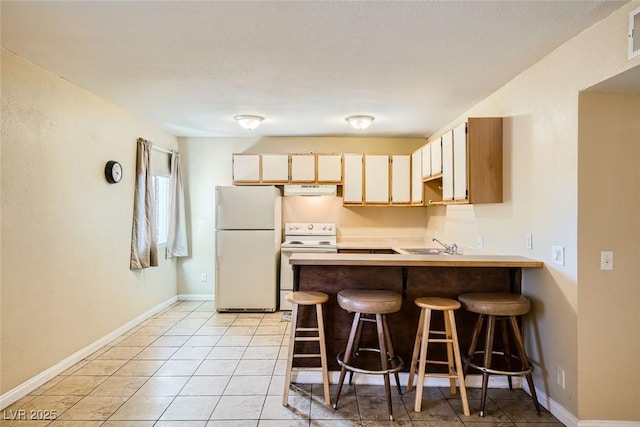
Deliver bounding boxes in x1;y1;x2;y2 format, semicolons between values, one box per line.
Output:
294;224;300;230
308;224;314;230
288;225;294;230
327;225;332;231
322;225;327;230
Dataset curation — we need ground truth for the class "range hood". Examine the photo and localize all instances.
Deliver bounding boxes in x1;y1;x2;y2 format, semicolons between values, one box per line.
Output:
284;184;337;196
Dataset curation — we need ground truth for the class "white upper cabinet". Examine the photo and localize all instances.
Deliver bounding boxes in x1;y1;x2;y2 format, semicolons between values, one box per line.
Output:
411;149;423;205
391;155;411;204
232;154;261;183
343;153;363;204
290;154;315;183
261;154;290;183
365;155;390;204
431;137;443;175
421;144;431;179
317;154;342;183
452;122;468;201
441;131;454;201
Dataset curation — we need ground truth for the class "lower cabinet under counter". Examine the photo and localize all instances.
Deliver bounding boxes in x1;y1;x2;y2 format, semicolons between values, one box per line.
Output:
289;256;542;372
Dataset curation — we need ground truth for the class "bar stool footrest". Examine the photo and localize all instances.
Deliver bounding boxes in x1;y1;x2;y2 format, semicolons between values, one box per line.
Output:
465;351;534;376
337;350;404;376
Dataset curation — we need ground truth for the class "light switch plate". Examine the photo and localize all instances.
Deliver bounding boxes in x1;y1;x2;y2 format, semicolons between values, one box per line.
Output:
552;245;565;266
600;251;614;270
526;234;532;249
476;236;484;250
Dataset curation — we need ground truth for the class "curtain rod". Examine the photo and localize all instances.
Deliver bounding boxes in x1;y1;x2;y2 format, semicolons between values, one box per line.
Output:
152;146;175;155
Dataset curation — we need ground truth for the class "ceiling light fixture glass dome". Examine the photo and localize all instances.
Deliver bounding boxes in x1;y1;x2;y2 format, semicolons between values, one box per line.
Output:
234;115;264;130
346;115;375;130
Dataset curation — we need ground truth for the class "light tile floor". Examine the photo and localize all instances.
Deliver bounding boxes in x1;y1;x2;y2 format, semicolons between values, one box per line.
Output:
2;301;565;426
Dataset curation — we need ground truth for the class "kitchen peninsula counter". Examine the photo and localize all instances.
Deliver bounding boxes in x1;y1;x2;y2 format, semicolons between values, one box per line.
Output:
289;252;543;371
290;252;543;268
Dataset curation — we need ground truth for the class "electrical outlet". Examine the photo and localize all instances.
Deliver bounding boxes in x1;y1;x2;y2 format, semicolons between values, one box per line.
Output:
600;251;614;270
201;273;207;282
526;234;533;250
552;245;565;266
556;366;566;389
476;236;484;250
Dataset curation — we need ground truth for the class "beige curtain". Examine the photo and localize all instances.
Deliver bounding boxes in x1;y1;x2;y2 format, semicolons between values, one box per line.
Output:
130;138;158;269
167;151;189;258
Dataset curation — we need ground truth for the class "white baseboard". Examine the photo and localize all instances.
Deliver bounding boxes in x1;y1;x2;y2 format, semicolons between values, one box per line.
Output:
578;422;640;427
0;295;178;410
177;294;213;301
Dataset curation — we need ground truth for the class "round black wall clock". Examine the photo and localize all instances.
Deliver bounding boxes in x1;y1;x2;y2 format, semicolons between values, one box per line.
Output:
105;161;123;184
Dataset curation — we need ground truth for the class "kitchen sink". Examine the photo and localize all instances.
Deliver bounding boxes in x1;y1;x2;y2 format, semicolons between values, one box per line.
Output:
401;248;446;255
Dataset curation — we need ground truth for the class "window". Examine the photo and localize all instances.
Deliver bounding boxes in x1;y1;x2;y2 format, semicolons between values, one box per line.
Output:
153;174;171;246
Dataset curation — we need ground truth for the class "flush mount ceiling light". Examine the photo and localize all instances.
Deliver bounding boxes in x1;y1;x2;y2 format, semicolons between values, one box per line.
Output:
345;115;375;130
234;115;264;130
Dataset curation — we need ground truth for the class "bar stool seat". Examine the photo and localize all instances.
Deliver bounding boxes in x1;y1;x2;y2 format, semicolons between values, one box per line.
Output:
333;289;404;421
406;297;470;415
283;291;330;406
458;292;541;417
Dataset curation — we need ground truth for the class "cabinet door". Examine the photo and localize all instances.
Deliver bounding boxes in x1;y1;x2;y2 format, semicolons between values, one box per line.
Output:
453;122;468;200
391;155;411;204
232;154;260;183
290;154;315;183
411;150;423;205
421;144;431;179
365;155;390;204
317;154;342;183
431;137;442;175
442;131;454;201
343;154;363;204
261;154;289;183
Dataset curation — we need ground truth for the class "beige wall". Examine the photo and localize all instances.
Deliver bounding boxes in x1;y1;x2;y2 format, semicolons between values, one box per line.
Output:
424;2;640;420
177;136;427;295
578;92;640;420
1;50;179;394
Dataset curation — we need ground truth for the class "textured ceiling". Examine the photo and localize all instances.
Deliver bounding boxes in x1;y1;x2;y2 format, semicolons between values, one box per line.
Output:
1;1;630;138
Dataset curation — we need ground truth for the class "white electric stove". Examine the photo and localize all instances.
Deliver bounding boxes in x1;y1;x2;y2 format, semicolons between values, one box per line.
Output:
279;223;337;310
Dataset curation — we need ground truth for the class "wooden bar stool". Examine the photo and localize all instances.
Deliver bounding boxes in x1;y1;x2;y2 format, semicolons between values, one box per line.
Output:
406;297;470;415
283;291;330;406
458;292;541;417
333;289;404;421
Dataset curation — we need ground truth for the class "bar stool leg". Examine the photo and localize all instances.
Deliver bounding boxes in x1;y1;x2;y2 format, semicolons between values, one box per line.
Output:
382;315;402;395
447;309;470;417
348;313;366;385
406;307;425;392
500;318;513;390
375;314;394;421
479;315;496;417
414;308;432;413
443;312;457;395
509;316;541;415
333;312;361;409
464;314;485;377
316;302;331;406
283;303;299;406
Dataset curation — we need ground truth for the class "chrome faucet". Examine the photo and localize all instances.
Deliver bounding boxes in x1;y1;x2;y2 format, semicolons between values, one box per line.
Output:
432;238;458;255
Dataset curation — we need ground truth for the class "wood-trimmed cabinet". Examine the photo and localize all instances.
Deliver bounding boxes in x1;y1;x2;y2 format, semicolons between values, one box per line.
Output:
316;154;342;183
233;152;343;185
424;117;503;205
343;154;413;206
411;149;423;205
342;153;364;204
232;153;289;184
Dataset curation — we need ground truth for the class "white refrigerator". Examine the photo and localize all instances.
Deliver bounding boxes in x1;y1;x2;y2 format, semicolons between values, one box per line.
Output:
215;185;282;312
